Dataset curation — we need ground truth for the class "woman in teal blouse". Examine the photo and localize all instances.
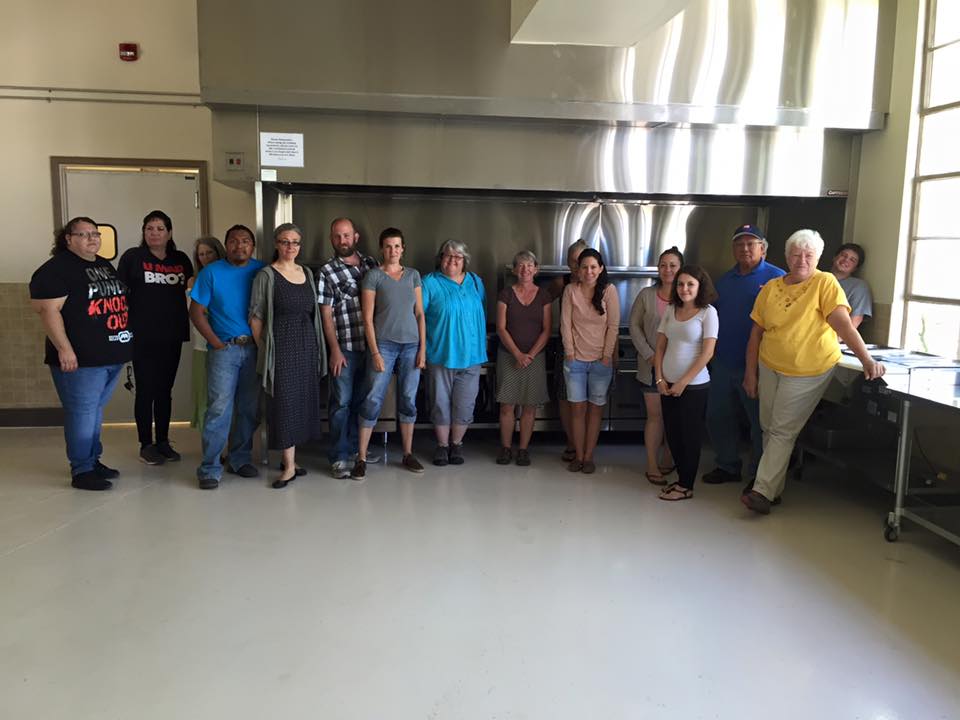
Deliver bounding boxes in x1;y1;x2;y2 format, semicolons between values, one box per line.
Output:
421;239;488;466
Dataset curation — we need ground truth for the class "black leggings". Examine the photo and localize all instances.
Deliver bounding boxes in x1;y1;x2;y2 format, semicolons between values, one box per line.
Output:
133;341;183;446
660;382;710;490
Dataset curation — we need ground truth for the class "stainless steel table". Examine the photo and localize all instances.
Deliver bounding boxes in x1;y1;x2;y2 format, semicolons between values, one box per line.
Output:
836;350;960;545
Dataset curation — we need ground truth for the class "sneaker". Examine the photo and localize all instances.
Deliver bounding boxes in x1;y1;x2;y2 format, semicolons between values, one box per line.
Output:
402;454;425;474
94;461;120;480
226;463;259;478
433;445;449;467
702;467;740;484
496;446;513;465
139;444;166;466
516;449;531;466
331;460;351;480
198;476;220;490
449;443;465;465
72;470;112;491
741;490;771;515
155;440;181;462
350;459;366;481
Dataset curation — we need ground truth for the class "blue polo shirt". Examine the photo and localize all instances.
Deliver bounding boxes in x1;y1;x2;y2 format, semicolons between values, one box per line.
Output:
189;258;266;343
421;271;488;369
714;259;785;368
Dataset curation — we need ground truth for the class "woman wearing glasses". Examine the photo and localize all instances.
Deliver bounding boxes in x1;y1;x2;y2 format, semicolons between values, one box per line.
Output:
421;239;488;466
117;210;194;466
29;217;133;490
249;223;327;488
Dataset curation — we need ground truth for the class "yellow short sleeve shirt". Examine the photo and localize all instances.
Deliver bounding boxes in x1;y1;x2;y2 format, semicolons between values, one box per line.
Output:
750;271;851;376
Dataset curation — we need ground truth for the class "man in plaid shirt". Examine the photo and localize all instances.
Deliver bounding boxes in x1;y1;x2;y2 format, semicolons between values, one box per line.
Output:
318;217;379;478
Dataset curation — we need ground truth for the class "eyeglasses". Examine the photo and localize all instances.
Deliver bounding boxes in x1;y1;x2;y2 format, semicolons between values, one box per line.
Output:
70;231;102;240
443;254;465;262
277;240;301;247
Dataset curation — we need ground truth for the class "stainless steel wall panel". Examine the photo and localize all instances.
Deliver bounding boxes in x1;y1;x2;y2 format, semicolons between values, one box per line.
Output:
267;187;843;320
218;110;854;198
199;0;890;130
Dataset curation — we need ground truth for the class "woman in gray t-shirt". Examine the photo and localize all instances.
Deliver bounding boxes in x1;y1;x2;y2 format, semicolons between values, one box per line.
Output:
654;265;719;501
352;228;427;480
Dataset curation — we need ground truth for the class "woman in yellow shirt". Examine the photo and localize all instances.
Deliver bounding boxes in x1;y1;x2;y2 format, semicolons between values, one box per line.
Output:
741;229;884;514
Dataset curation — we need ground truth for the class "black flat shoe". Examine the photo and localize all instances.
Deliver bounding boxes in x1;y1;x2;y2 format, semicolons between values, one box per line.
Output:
276;463;307;477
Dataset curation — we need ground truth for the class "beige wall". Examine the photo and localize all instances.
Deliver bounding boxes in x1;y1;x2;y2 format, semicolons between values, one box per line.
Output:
0;0;201;92
1;1;253;409
0;0;254;283
0;99;254;282
849;0;924;345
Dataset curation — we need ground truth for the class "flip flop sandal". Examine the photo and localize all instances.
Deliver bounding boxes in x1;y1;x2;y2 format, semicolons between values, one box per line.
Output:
659;485;693;501
567;459;584;472
645;471;667;486
561;448;577;462
658;465;676;476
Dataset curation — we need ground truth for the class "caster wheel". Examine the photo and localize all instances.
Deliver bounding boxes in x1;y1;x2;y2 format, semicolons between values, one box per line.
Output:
884;524;900;542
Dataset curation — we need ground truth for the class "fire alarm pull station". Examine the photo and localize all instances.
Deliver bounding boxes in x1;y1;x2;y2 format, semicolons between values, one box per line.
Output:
119;43;138;62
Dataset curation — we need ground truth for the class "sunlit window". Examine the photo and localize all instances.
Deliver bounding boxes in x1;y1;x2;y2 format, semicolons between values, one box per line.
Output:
904;0;960;359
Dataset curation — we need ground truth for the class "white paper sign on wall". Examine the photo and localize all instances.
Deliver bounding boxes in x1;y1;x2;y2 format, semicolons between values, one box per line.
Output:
259;132;304;168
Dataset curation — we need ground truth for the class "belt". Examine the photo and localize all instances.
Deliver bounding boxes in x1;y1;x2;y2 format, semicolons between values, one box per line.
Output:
226;335;253;346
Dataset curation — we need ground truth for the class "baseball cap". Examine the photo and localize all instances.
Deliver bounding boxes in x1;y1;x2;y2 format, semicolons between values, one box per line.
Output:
732;224;765;242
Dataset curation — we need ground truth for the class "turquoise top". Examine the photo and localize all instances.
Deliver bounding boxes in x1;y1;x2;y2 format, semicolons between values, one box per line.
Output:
421;271;488;369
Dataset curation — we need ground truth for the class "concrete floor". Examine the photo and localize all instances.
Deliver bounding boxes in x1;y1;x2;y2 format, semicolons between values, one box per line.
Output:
1;425;959;720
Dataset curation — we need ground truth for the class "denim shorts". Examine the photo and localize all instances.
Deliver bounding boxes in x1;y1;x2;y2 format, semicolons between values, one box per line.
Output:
563;358;613;406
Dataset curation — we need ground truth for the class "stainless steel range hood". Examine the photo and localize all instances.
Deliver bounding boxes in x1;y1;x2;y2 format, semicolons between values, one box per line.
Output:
202;0;893;197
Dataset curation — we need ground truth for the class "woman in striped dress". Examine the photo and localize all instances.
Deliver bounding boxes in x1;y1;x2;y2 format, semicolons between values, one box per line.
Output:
495;251;552;465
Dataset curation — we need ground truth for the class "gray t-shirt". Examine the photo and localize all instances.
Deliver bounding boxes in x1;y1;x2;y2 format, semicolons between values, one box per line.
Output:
362;267;422;344
657;304;719;385
838;276;873;320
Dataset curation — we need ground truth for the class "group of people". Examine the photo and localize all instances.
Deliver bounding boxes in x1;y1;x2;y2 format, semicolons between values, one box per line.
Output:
30;213;881;514
626;224;881;511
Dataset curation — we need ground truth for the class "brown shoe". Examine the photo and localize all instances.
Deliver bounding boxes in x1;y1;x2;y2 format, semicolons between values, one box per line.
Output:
741;489;771;515
350;459;366;481
402;454;425;474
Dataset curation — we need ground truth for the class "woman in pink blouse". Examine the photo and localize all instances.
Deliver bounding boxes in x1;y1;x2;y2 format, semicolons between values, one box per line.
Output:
560;249;620;473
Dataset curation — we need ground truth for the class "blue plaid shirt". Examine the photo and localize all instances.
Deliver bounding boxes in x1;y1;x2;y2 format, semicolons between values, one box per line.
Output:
317;253;378;352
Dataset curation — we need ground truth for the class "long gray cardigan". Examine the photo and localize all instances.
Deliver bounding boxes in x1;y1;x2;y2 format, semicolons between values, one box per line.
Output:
249;265;327;397
627;284;667;385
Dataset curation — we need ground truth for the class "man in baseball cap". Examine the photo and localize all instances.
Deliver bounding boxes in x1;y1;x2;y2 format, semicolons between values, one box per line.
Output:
702;224;785;487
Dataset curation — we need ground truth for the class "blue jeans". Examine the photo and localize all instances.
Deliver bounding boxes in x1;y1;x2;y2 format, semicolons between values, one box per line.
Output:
706;358;763;477
328;349;366;464
50;364;123;476
563;359;613;406
359;341;420;427
198;344;259;480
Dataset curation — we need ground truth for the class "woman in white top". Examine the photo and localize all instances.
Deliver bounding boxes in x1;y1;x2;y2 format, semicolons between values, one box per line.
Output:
628;246;682;484
187;236;226;432
654;265;719;501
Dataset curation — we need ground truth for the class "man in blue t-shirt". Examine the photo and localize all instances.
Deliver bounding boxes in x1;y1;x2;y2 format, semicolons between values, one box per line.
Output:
703;225;785;486
189;224;266;489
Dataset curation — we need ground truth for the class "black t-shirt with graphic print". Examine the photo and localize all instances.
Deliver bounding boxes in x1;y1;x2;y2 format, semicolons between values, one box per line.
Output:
117;246;194;343
29;251;134;367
